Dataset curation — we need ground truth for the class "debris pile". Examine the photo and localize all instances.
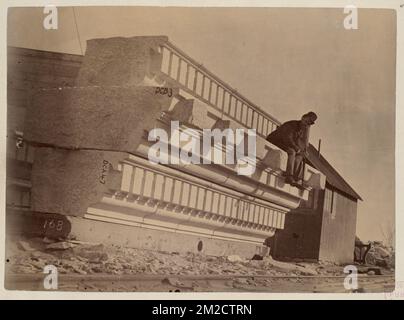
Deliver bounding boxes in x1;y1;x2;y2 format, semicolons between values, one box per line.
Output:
355;236;395;269
366;241;395;269
6;236;344;277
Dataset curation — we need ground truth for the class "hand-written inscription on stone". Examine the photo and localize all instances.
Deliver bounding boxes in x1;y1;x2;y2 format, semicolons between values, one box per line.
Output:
99;160;110;184
155;87;173;97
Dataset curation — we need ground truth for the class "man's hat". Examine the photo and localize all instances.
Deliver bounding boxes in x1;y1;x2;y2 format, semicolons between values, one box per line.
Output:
302;111;317;124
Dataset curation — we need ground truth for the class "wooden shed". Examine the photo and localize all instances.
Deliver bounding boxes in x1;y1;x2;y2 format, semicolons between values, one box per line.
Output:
272;144;362;264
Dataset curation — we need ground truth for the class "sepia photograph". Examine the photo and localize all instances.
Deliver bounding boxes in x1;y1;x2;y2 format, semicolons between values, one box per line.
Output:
3;4;397;294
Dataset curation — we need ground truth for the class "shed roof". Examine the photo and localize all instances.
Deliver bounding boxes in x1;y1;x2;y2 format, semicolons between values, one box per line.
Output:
306;144;362;201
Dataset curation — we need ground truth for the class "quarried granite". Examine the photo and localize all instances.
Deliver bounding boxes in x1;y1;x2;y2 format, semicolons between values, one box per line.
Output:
31;148;125;216
25;86;178;152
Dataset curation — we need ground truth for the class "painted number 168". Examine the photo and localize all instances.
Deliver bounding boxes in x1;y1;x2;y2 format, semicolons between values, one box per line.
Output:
43;219;64;231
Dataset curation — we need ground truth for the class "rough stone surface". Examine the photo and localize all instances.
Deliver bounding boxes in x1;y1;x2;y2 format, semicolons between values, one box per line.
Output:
304;169;326;190
31;148;126;216
76;36;168;87
25;86;176;152
168;98;194;123
260;147;284;170
18;241;36;252
46;241;77;250
189;99;217;129
6;235;394;292
6;235;350;278
212;119;231;131
263;256;318;276
227;255;245;263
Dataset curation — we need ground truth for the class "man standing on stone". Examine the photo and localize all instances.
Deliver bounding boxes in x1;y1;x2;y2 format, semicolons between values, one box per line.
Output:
266;112;317;186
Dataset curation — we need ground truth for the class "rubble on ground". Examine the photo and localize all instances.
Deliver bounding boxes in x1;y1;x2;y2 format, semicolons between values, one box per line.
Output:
355;236;395;269
5;236;392;277
366;243;395;269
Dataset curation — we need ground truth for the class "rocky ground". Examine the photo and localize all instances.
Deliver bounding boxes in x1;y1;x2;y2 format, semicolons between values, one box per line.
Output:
6;235;326;276
5;235;395;292
7;235;393;277
362;243;395;269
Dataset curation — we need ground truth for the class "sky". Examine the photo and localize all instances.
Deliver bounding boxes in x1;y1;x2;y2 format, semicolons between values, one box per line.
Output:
7;6;396;242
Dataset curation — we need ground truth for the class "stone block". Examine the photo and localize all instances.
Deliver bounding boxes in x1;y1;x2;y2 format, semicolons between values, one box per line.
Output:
304;168;326;190
255;136;267;159
30;148;126;216
167;98;194;123
76;36;168;87
25;86;177;152
189;99;217;129
211;119;231;131
260;145;286;171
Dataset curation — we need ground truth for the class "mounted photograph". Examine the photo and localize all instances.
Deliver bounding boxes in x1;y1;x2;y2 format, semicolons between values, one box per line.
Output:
4;5;396;293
